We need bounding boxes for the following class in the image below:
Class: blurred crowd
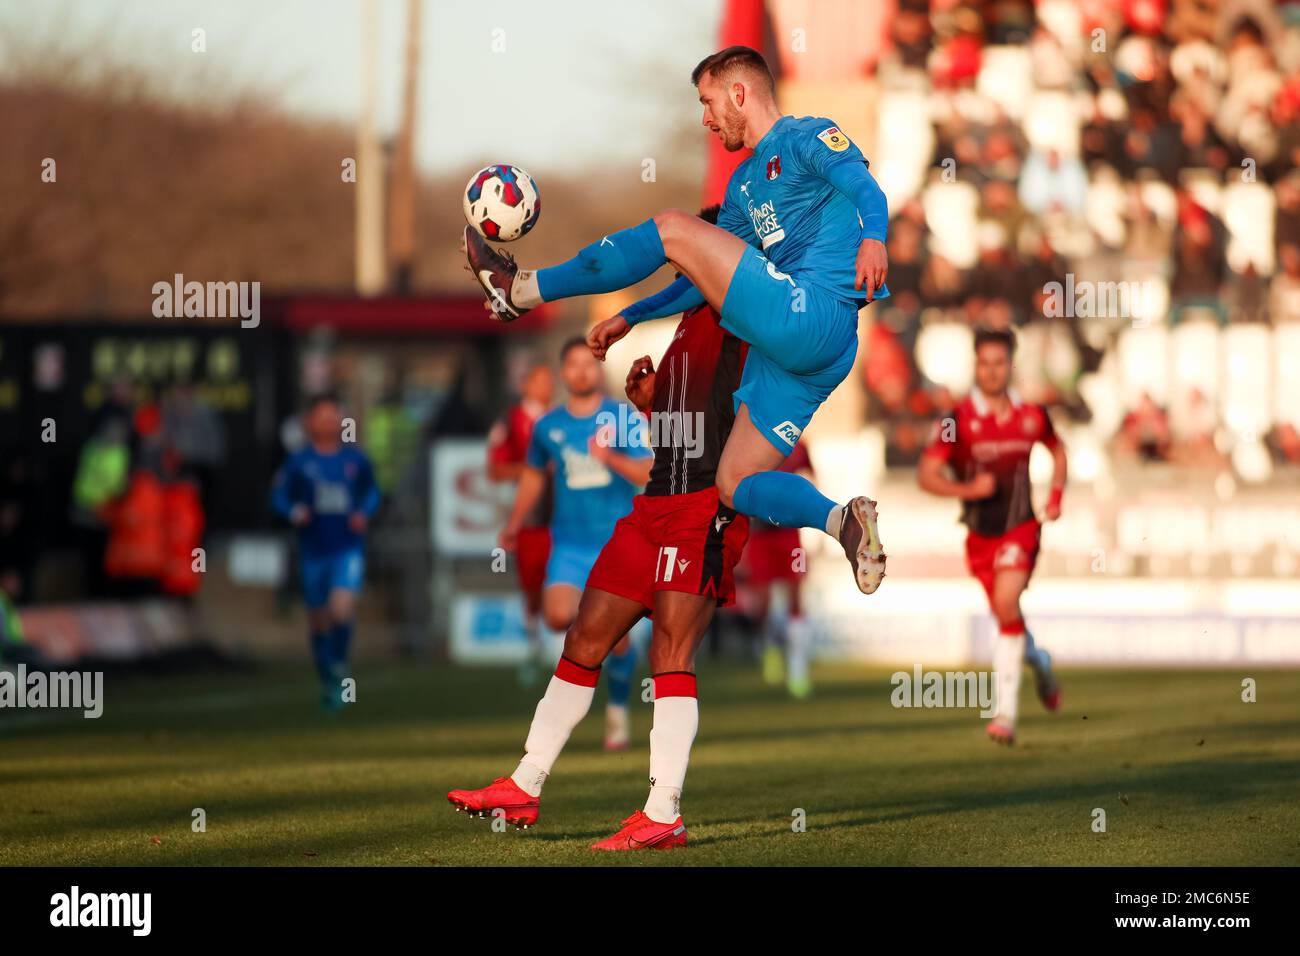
[864,0,1300,473]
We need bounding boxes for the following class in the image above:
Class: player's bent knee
[652,208,693,255]
[545,608,573,633]
[994,603,1022,628]
[561,622,607,669]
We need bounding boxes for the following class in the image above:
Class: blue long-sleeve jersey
[271,444,380,555]
[622,115,889,326]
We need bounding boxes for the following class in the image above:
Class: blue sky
[1,0,722,176]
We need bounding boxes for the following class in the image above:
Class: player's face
[974,343,1012,396]
[560,346,602,399]
[307,401,342,445]
[697,74,746,152]
[522,365,554,406]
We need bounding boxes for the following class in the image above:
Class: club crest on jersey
[766,155,781,180]
[817,126,850,152]
[996,543,1024,568]
[771,420,802,447]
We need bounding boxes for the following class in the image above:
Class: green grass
[2,661,1298,866]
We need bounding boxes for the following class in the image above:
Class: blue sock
[733,471,838,531]
[536,219,665,301]
[329,620,354,674]
[309,630,333,685]
[604,641,637,708]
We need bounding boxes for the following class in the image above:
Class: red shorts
[965,518,1041,604]
[587,488,749,611]
[515,526,551,599]
[739,528,804,585]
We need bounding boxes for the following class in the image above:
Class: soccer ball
[462,164,541,242]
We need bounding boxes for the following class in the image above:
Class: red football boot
[986,718,1015,746]
[446,777,539,829]
[590,811,688,851]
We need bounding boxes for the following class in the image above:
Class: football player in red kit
[918,327,1066,745]
[486,362,554,685]
[448,231,753,849]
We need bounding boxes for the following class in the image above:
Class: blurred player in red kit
[738,441,815,698]
[918,328,1066,745]
[487,362,555,685]
[448,209,756,850]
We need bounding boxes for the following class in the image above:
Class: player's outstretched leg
[447,588,644,828]
[720,406,886,595]
[464,209,749,322]
[465,218,668,322]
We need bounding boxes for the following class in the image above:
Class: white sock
[511,759,548,798]
[992,634,1025,725]
[786,616,810,686]
[512,674,595,794]
[823,503,845,539]
[513,269,543,309]
[644,694,698,823]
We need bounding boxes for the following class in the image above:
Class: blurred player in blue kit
[272,394,380,710]
[499,338,653,749]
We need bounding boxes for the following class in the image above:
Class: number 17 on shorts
[655,545,690,582]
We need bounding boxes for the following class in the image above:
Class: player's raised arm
[792,121,889,299]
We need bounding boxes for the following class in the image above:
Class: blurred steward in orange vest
[103,405,166,593]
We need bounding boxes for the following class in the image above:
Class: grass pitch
[2,660,1297,866]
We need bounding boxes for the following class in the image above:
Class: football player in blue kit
[499,338,654,749]
[272,394,380,710]
[465,45,890,596]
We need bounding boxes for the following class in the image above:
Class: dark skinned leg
[561,586,647,669]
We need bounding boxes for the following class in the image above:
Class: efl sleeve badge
[817,126,850,152]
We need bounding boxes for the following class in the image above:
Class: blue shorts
[300,548,365,609]
[545,541,603,591]
[721,249,859,453]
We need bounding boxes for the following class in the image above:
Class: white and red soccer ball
[462,164,541,242]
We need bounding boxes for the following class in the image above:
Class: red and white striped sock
[644,672,698,824]
[512,656,599,796]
